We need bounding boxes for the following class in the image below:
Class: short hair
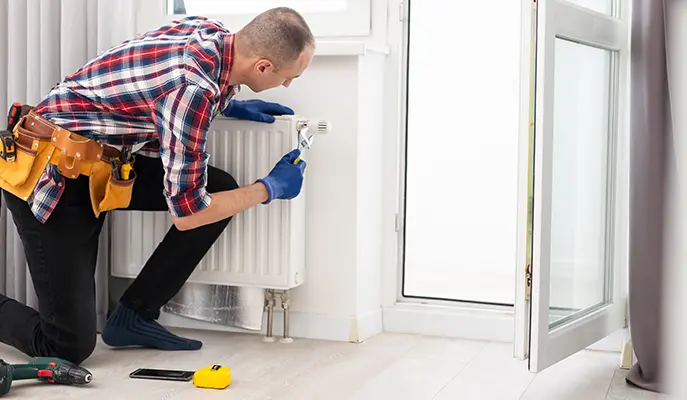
[236,7,315,70]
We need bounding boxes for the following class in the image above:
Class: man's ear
[256,59,272,73]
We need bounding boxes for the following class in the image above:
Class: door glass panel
[402,0,522,304]
[548,38,614,328]
[566,0,613,15]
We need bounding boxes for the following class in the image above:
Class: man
[0,7,315,364]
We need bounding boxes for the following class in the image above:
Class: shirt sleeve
[151,22,227,217]
[152,83,215,217]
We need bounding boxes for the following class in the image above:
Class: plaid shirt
[30,16,239,223]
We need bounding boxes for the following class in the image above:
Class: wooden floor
[0,329,668,400]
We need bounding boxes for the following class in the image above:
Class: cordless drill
[0,357,93,397]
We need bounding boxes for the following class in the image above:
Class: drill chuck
[53,361,93,385]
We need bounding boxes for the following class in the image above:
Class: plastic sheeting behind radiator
[163,283,265,330]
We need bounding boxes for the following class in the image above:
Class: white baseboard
[158,308,383,343]
[382,303,627,353]
[382,303,515,342]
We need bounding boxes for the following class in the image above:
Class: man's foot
[101,302,202,351]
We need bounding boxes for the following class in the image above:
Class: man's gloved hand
[257,149,307,204]
[222,99,295,123]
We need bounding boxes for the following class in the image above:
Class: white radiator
[110,116,320,291]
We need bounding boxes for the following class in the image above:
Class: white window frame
[380,0,518,343]
[380,0,631,355]
[135,0,371,38]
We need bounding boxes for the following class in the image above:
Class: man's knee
[36,331,97,365]
[54,337,96,365]
[207,167,239,193]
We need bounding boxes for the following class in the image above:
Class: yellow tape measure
[193,365,231,390]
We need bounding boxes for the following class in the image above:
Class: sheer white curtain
[0,0,136,330]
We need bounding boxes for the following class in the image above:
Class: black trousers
[0,155,238,364]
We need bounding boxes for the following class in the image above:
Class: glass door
[402,0,522,306]
[514,0,630,372]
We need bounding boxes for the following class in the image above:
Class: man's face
[246,46,315,92]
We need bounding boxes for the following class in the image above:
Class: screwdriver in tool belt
[7,102,21,130]
[119,146,133,180]
[111,159,120,180]
[120,163,132,180]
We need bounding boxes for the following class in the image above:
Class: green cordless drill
[0,357,93,397]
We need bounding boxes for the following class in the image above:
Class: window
[400,0,522,305]
[548,38,614,328]
[170,0,348,15]
[136,0,371,38]
[513,0,630,372]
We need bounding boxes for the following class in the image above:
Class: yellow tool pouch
[0,125,57,201]
[88,159,136,218]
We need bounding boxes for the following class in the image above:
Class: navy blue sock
[101,302,202,351]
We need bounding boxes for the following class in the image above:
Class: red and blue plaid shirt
[30,16,239,223]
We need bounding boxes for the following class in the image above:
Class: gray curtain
[626,0,671,393]
[173,0,187,14]
[0,0,137,332]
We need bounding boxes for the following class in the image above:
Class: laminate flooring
[0,329,670,400]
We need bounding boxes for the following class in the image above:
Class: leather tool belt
[0,104,136,217]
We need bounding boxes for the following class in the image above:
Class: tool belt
[0,104,136,217]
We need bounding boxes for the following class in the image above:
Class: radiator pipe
[263,289,276,342]
[280,290,294,343]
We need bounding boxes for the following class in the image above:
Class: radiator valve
[297,119,331,135]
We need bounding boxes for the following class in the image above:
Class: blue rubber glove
[256,149,307,204]
[222,99,295,123]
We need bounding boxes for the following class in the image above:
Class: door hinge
[395,213,401,232]
[525,262,532,300]
[398,2,405,21]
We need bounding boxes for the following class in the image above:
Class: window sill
[314,40,390,56]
